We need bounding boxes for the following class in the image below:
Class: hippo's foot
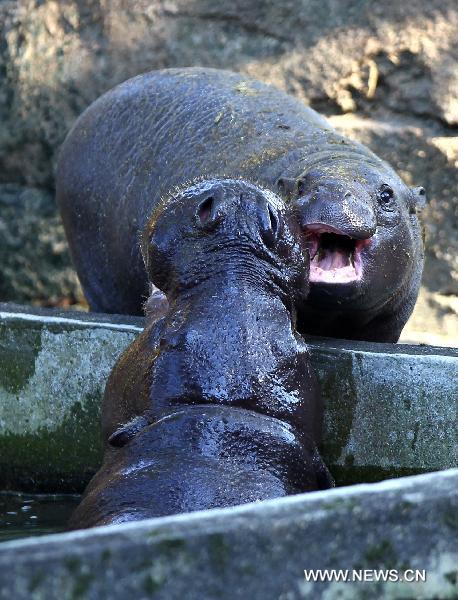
[69,405,333,529]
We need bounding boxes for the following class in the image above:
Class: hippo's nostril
[258,202,281,249]
[268,205,279,236]
[297,179,306,196]
[197,196,215,225]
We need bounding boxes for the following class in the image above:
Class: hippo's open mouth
[303,225,366,284]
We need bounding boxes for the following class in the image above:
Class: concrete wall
[0,469,457,599]
[1,303,456,492]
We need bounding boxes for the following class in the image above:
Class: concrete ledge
[0,303,457,492]
[0,469,457,599]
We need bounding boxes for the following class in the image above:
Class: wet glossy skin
[57,67,426,343]
[68,180,333,529]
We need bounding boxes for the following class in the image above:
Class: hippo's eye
[378,185,395,209]
[297,179,306,196]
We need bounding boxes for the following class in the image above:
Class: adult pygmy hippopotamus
[57,68,427,342]
[68,180,333,528]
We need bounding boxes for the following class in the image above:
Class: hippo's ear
[276,177,298,200]
[409,186,427,213]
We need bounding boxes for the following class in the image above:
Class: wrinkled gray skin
[57,67,426,341]
[68,180,333,529]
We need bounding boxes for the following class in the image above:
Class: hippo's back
[56,68,333,314]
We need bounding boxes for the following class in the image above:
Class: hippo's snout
[145,179,298,295]
[196,183,283,250]
[296,186,377,240]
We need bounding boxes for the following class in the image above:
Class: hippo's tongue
[305,230,363,284]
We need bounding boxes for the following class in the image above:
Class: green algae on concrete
[0,303,457,491]
[0,304,141,491]
[310,340,458,484]
[0,469,456,599]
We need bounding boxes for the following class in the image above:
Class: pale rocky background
[0,0,456,345]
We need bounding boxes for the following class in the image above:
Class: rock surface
[0,185,82,305]
[0,0,456,340]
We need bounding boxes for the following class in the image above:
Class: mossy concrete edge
[0,469,457,599]
[1,303,457,491]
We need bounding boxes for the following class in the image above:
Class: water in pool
[0,492,81,542]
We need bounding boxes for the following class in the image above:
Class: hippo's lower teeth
[307,231,362,284]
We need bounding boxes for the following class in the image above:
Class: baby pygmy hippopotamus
[69,179,333,529]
